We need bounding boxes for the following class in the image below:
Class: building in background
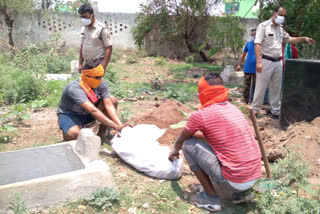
[223,0,258,18]
[54,0,99,12]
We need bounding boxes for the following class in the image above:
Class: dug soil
[130,99,193,145]
[3,99,320,180]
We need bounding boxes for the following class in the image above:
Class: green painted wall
[224,0,258,18]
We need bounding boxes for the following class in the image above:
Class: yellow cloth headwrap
[79,64,104,103]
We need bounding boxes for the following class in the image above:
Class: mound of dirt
[261,118,320,177]
[130,100,193,145]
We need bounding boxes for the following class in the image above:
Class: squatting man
[169,73,261,212]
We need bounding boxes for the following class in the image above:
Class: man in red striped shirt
[169,73,261,212]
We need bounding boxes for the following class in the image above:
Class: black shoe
[266,109,279,119]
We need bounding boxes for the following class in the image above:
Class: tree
[258,0,320,58]
[0,0,36,51]
[201,16,246,62]
[132,0,221,61]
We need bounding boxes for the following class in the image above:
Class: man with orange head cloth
[57,63,126,142]
[169,73,261,212]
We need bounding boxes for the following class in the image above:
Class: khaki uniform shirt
[255,19,290,58]
[80,20,112,61]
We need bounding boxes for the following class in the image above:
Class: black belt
[262,55,281,62]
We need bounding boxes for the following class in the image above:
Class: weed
[8,193,27,214]
[104,65,119,84]
[3,72,44,104]
[137,50,148,58]
[162,83,196,103]
[83,187,120,211]
[119,107,130,123]
[185,55,195,64]
[252,147,320,213]
[126,55,139,64]
[154,56,165,65]
[171,67,187,81]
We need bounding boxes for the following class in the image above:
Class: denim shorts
[58,113,95,135]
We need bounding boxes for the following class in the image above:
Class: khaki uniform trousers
[251,58,282,115]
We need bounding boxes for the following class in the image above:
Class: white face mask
[249,36,255,41]
[275,15,285,24]
[81,15,92,26]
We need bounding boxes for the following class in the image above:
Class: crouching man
[57,64,126,142]
[169,73,261,212]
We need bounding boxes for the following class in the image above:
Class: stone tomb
[280,59,320,127]
[0,129,115,212]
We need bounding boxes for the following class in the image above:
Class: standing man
[78,4,112,74]
[236,29,257,104]
[169,73,261,212]
[252,6,314,119]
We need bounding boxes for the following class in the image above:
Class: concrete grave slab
[0,129,115,212]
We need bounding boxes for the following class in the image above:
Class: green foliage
[13,35,76,75]
[154,56,165,65]
[4,72,43,104]
[185,55,195,64]
[8,193,27,214]
[162,83,196,103]
[252,148,320,213]
[131,0,220,61]
[83,187,120,211]
[126,55,138,64]
[137,50,148,58]
[258,0,320,59]
[104,65,118,84]
[202,16,246,60]
[272,147,309,187]
[119,107,130,123]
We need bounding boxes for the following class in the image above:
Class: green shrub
[83,187,120,211]
[104,66,118,84]
[8,193,27,214]
[154,56,165,65]
[252,148,319,214]
[4,72,43,103]
[185,55,195,63]
[126,55,138,64]
[137,50,148,58]
[163,83,196,103]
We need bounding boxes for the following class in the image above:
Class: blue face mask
[249,36,255,42]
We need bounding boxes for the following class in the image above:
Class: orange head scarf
[197,76,228,109]
[79,64,104,103]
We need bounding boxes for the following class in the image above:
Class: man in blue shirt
[236,29,256,104]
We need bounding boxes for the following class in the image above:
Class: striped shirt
[185,101,261,183]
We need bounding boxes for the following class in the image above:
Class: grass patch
[161,82,197,103]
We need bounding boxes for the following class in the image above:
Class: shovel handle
[248,108,272,179]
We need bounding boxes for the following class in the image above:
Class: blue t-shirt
[243,41,256,74]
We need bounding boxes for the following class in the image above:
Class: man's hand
[78,64,82,73]
[235,65,241,71]
[168,148,180,162]
[256,62,262,73]
[303,37,315,45]
[115,123,132,133]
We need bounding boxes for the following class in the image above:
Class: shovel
[248,107,272,179]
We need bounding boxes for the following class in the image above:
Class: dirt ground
[2,98,320,181]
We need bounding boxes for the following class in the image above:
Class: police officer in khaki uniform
[78,4,112,74]
[251,6,314,119]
